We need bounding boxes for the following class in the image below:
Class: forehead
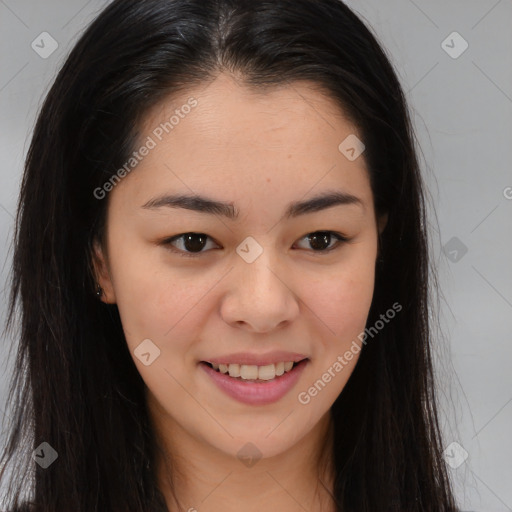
[141,73,360,149]
[114,73,373,214]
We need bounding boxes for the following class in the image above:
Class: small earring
[96,284,103,298]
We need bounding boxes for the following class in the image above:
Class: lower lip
[199,359,309,406]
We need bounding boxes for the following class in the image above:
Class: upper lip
[202,351,309,366]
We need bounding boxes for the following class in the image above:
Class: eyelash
[161,231,350,259]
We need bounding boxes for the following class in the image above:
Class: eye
[162,232,220,258]
[294,231,349,253]
[161,230,349,258]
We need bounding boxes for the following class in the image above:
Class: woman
[0,0,458,510]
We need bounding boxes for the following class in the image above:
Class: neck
[151,408,336,512]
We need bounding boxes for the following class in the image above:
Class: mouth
[199,358,310,405]
[200,359,308,382]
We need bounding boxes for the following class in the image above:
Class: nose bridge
[221,235,299,331]
[236,235,288,297]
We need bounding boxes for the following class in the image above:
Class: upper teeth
[212,361,295,380]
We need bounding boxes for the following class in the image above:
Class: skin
[93,72,387,512]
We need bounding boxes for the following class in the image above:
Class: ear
[91,238,116,304]
[377,212,388,235]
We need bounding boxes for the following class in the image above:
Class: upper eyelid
[165,232,221,247]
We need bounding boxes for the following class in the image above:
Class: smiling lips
[200,358,309,405]
[199,351,309,404]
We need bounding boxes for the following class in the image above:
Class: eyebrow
[141,189,365,221]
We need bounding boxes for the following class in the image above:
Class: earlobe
[376,212,388,264]
[378,212,389,235]
[91,239,116,304]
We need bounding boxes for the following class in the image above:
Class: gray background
[0,1,511,510]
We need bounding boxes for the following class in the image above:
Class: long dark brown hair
[0,0,457,510]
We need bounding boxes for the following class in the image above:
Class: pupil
[184,233,206,252]
[309,232,330,251]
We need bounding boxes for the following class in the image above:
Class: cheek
[105,239,197,352]
[294,261,375,409]
[111,259,205,403]
[303,256,376,351]
[116,274,199,352]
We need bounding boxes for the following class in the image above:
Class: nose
[219,247,300,333]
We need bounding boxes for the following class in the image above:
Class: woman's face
[94,73,386,461]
